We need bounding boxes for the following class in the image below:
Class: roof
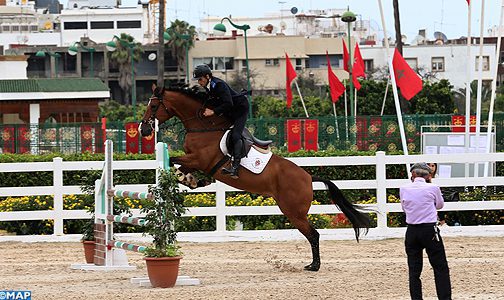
[0,78,109,93]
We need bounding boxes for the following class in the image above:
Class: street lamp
[68,42,96,77]
[35,49,61,78]
[164,30,192,84]
[106,35,138,119]
[341,10,357,118]
[213,17,252,118]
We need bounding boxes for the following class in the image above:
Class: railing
[1,152,503,240]
[3,113,504,154]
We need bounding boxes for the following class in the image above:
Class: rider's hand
[203,108,215,117]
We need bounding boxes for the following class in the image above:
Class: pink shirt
[400,177,444,225]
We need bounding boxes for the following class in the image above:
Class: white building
[360,43,497,89]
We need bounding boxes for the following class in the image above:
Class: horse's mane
[162,84,209,103]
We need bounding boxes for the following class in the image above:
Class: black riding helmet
[193,64,212,79]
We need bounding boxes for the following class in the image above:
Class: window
[265,59,279,66]
[295,58,302,70]
[405,58,418,69]
[363,59,373,72]
[475,56,490,71]
[20,25,29,32]
[241,60,247,70]
[91,21,114,29]
[193,57,234,71]
[64,22,87,30]
[30,25,38,32]
[432,57,445,72]
[117,21,141,29]
[11,25,19,32]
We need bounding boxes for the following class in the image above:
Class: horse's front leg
[170,155,208,189]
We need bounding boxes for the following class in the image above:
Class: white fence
[1,152,504,242]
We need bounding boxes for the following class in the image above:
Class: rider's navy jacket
[207,77,248,120]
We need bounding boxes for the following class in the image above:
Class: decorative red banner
[1,127,15,153]
[452,115,476,132]
[286,119,302,153]
[141,132,155,154]
[125,122,139,154]
[17,125,31,154]
[81,125,93,153]
[304,119,319,151]
[94,124,105,153]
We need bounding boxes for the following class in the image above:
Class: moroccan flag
[466,0,470,5]
[342,40,349,72]
[285,52,297,108]
[353,44,366,78]
[392,48,423,100]
[342,40,362,90]
[326,51,345,102]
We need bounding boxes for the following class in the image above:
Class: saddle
[225,127,273,158]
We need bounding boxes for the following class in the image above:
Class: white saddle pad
[219,131,273,174]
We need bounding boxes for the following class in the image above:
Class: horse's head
[139,84,173,137]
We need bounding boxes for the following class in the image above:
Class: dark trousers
[405,224,452,300]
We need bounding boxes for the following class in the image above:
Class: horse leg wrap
[304,230,321,272]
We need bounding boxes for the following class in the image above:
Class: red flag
[342,40,362,90]
[353,44,366,78]
[466,0,470,5]
[285,52,297,108]
[326,51,345,102]
[392,48,423,100]
[342,40,349,72]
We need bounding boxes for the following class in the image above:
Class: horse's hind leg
[289,216,320,271]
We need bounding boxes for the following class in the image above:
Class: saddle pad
[220,131,273,174]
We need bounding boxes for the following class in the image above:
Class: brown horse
[140,85,371,271]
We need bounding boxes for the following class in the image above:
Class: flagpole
[381,77,390,116]
[474,0,485,178]
[464,0,472,177]
[354,88,358,116]
[294,80,309,118]
[332,103,340,140]
[484,0,504,177]
[377,0,409,174]
[344,80,349,141]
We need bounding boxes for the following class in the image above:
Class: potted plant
[81,212,96,264]
[142,168,186,288]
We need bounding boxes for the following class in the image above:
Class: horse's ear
[151,83,157,93]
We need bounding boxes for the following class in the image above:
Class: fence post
[375,151,388,233]
[215,181,227,232]
[52,157,64,235]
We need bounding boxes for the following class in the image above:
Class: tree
[157,0,165,87]
[108,33,143,104]
[165,20,197,82]
[453,80,492,115]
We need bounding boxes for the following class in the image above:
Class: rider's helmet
[193,64,212,79]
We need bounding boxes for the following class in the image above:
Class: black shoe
[222,159,240,179]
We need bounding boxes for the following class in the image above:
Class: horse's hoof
[303,263,320,272]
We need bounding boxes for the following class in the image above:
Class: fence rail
[1,152,504,240]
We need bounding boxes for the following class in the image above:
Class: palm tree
[108,33,144,104]
[165,19,197,82]
[453,80,492,114]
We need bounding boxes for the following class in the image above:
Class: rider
[193,64,249,179]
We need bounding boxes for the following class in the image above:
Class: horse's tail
[312,176,370,242]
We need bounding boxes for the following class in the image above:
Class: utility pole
[157,0,165,87]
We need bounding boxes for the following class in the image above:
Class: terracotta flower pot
[144,256,182,288]
[83,240,95,264]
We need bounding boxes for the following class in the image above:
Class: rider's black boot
[222,139,243,179]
